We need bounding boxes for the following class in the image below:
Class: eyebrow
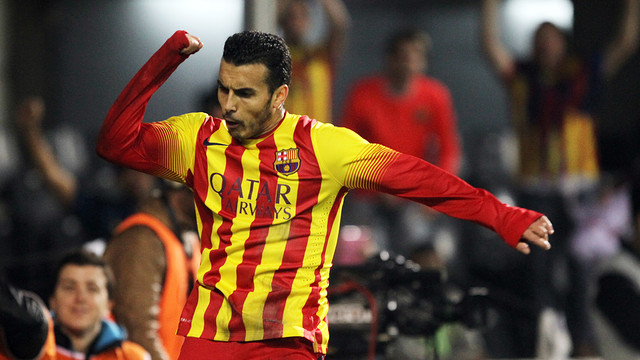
[217,80,256,95]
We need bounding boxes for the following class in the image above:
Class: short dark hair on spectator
[53,249,115,300]
[385,28,431,56]
[223,31,292,93]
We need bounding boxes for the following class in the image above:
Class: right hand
[180,33,203,55]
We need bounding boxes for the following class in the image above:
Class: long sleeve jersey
[96,30,542,354]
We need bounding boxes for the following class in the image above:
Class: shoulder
[416,75,451,92]
[279,113,365,146]
[161,112,214,128]
[290,44,331,63]
[313,121,369,150]
[350,75,383,92]
[105,218,166,268]
[112,214,165,246]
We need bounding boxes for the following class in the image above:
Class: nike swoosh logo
[203,139,229,146]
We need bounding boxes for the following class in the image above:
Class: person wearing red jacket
[340,28,462,256]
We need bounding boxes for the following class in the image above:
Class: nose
[221,92,237,114]
[73,287,89,303]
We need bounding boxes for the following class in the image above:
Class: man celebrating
[96,30,553,360]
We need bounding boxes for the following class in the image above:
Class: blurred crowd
[2,1,640,359]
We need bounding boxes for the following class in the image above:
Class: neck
[264,107,286,134]
[387,73,411,95]
[139,197,171,224]
[64,321,101,354]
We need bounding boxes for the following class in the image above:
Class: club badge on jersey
[274,148,301,176]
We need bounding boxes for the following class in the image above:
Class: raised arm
[16,97,77,208]
[95,31,202,174]
[480,0,515,79]
[320,0,351,64]
[602,0,640,79]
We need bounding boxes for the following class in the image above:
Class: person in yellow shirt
[278,0,350,123]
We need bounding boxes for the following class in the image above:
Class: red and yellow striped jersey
[97,31,543,354]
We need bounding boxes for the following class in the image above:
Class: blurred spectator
[104,181,200,360]
[340,28,462,257]
[199,84,224,119]
[47,249,150,359]
[16,96,158,246]
[480,0,639,357]
[0,273,52,360]
[341,28,460,175]
[591,157,640,359]
[278,0,350,123]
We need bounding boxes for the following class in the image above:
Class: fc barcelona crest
[274,148,301,175]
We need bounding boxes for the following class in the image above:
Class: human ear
[272,84,289,109]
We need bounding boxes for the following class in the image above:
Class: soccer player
[96,30,553,360]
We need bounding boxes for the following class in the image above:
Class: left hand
[180,33,203,55]
[516,215,554,254]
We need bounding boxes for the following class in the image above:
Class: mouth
[224,117,241,129]
[70,307,90,316]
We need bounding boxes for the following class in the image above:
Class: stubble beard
[228,101,273,144]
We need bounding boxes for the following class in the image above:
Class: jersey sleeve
[135,113,205,183]
[96,30,198,183]
[314,124,542,247]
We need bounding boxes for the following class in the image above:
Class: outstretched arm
[602,0,640,79]
[480,0,515,80]
[16,97,77,208]
[322,124,554,253]
[384,152,555,254]
[373,152,553,254]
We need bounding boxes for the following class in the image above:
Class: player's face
[50,264,111,337]
[218,60,285,144]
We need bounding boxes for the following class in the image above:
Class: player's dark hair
[223,31,292,93]
[53,249,115,300]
